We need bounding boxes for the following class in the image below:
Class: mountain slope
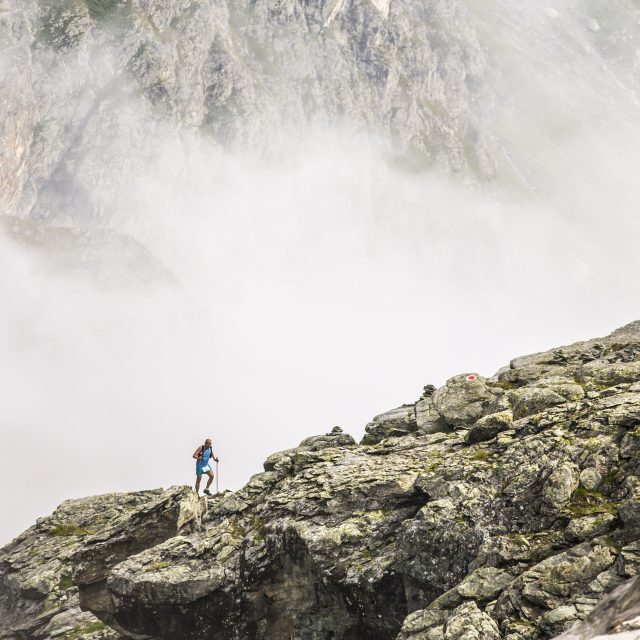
[2,0,639,224]
[4,322,640,639]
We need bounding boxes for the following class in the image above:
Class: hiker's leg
[205,469,214,489]
[195,474,202,493]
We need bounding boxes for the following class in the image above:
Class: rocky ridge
[0,488,201,640]
[5,322,640,639]
[0,215,178,288]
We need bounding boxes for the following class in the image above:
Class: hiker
[193,438,219,496]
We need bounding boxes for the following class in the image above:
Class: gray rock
[298,430,357,451]
[466,410,513,443]
[397,609,448,640]
[540,604,579,635]
[4,0,637,229]
[456,567,514,601]
[433,374,496,429]
[361,404,418,444]
[416,394,448,435]
[544,464,580,509]
[0,215,178,289]
[581,468,604,492]
[0,487,197,640]
[510,386,568,420]
[554,576,640,639]
[444,602,501,640]
[0,0,499,226]
[566,514,617,543]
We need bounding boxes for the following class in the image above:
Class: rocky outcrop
[0,215,178,288]
[0,487,201,640]
[555,576,640,639]
[5,321,640,639]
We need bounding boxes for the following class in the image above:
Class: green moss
[565,485,618,517]
[507,531,553,544]
[49,524,95,537]
[601,535,623,553]
[564,502,618,517]
[61,539,79,547]
[43,595,59,612]
[487,378,518,391]
[423,450,445,473]
[36,0,85,50]
[251,515,266,542]
[510,618,536,628]
[58,575,74,590]
[66,621,107,638]
[360,547,375,561]
[573,486,607,503]
[227,518,246,541]
[602,470,622,487]
[471,449,490,461]
[555,433,573,446]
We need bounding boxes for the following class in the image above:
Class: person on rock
[193,438,218,496]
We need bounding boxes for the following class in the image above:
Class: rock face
[2,0,639,224]
[0,215,178,288]
[5,322,640,639]
[555,575,640,640]
[0,0,493,223]
[0,487,201,640]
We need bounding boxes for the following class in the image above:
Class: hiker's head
[205,438,212,447]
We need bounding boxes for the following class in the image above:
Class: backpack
[197,445,217,463]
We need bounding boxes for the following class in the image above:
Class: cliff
[4,322,640,639]
[3,0,639,224]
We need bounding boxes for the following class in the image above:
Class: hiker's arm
[193,448,202,460]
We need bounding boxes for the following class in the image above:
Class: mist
[1,0,640,544]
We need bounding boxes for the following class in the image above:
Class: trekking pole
[216,459,219,494]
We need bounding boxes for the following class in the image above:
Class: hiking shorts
[196,463,211,477]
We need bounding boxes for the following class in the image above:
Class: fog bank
[1,0,640,543]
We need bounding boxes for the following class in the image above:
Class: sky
[1,0,640,545]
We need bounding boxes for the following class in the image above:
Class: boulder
[466,410,513,443]
[416,390,448,435]
[510,386,568,419]
[0,488,196,640]
[361,404,418,444]
[444,602,501,640]
[544,464,580,509]
[433,374,496,429]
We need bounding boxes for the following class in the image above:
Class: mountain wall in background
[2,0,639,225]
